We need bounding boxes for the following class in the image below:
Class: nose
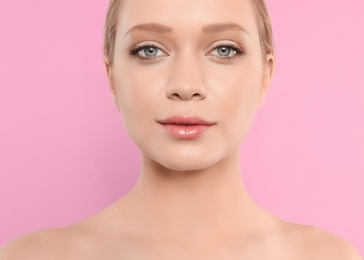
[166,54,207,101]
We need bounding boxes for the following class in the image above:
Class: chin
[135,132,237,172]
[149,148,226,172]
[158,159,213,172]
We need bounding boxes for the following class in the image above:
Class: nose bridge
[166,51,206,101]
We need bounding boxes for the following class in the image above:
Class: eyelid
[129,41,245,62]
[206,41,245,57]
[129,42,169,61]
[209,40,242,50]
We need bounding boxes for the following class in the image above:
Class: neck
[122,149,265,243]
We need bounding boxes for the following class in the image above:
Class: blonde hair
[104,0,274,66]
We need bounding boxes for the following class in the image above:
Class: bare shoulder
[283,223,362,260]
[0,228,67,260]
[0,225,99,260]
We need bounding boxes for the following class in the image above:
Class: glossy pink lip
[157,116,216,139]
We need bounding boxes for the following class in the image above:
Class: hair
[103,0,274,66]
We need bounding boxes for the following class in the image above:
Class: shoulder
[0,228,67,260]
[0,225,99,260]
[283,223,362,260]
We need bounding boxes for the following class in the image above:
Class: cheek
[208,61,262,116]
[206,60,263,142]
[114,63,149,114]
[113,65,164,142]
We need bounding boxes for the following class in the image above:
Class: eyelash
[129,43,245,62]
[211,44,245,60]
[129,43,161,61]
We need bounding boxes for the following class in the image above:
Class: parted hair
[103,0,274,66]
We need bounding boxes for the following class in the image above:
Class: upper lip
[157,116,216,125]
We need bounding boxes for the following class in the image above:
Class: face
[106,0,274,171]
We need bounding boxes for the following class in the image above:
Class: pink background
[0,0,363,254]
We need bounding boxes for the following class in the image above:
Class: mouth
[156,116,216,139]
[157,116,216,126]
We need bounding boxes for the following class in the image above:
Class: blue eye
[129,44,165,60]
[217,46,233,56]
[129,43,245,62]
[142,46,159,57]
[210,45,244,60]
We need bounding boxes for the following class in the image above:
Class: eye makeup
[129,41,246,62]
[208,43,245,61]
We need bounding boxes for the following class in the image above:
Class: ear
[104,57,120,111]
[258,53,275,107]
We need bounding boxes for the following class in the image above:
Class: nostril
[166,84,206,101]
[192,93,205,100]
[170,93,182,99]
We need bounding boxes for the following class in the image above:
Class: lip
[157,116,216,139]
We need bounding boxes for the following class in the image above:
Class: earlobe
[258,53,275,107]
[104,57,120,111]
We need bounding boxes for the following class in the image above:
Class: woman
[0,0,361,258]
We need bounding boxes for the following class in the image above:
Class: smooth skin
[1,0,362,259]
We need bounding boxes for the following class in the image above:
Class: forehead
[117,0,259,38]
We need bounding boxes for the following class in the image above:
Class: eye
[208,44,245,60]
[217,46,233,56]
[129,44,166,60]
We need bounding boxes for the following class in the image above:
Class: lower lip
[159,124,212,139]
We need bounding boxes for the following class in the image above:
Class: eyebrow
[125,23,172,36]
[202,23,249,35]
[124,22,250,37]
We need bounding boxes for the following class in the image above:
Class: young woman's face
[107,0,274,171]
